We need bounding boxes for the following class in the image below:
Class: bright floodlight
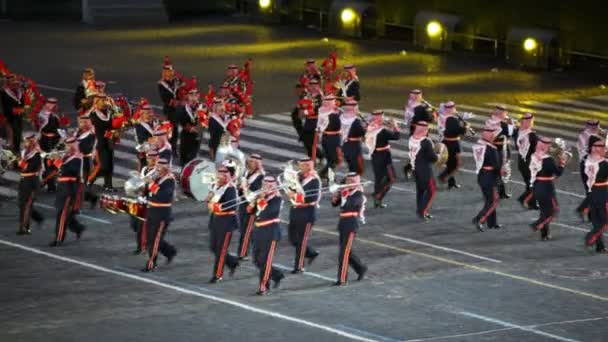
[523,38,538,52]
[341,8,356,24]
[426,21,443,38]
[259,0,271,9]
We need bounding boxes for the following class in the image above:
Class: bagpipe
[321,51,339,95]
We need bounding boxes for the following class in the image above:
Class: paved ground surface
[1,17,608,342]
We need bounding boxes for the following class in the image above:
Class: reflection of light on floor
[367,70,538,88]
[73,25,272,40]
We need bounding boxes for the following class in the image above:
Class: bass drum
[180,158,216,201]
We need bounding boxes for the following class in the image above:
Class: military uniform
[238,168,264,259]
[39,110,61,192]
[366,124,400,206]
[288,171,320,273]
[301,92,324,160]
[0,83,25,153]
[249,193,284,295]
[584,157,608,252]
[134,118,155,170]
[17,145,44,234]
[208,182,240,282]
[208,113,226,162]
[88,107,120,190]
[438,115,467,189]
[76,126,98,207]
[176,103,203,166]
[529,150,564,240]
[492,120,515,199]
[576,126,600,220]
[143,171,177,271]
[50,151,85,246]
[409,133,438,219]
[472,138,502,231]
[331,187,367,285]
[158,77,180,152]
[319,108,342,178]
[341,116,366,175]
[514,126,538,208]
[131,165,156,254]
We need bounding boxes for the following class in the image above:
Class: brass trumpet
[550,138,573,164]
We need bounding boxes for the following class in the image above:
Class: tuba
[277,160,305,203]
[550,138,573,165]
[215,132,246,178]
[434,142,449,167]
[0,145,17,175]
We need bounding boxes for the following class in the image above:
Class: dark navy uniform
[144,174,177,271]
[331,189,367,285]
[89,109,115,189]
[158,79,180,152]
[514,128,538,208]
[584,159,608,251]
[238,170,264,259]
[342,118,366,175]
[0,86,24,153]
[409,136,438,219]
[18,148,44,234]
[439,115,467,188]
[51,154,84,245]
[576,135,602,220]
[131,166,155,254]
[320,110,342,177]
[39,111,61,192]
[409,105,434,135]
[76,129,98,206]
[134,120,155,170]
[370,128,400,204]
[176,104,203,166]
[249,195,284,294]
[288,173,321,272]
[472,140,502,230]
[301,93,324,160]
[157,142,173,166]
[341,78,360,102]
[529,154,564,240]
[208,183,240,282]
[207,114,226,161]
[493,121,514,198]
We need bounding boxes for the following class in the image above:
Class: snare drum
[126,198,146,220]
[180,158,215,201]
[114,196,128,213]
[100,194,117,214]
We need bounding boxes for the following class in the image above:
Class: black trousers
[8,115,22,154]
[91,139,114,188]
[372,152,395,201]
[145,212,176,270]
[576,160,590,216]
[288,219,317,271]
[439,140,461,186]
[337,230,365,283]
[343,143,364,175]
[585,194,607,250]
[238,209,255,258]
[532,184,559,238]
[253,238,283,292]
[474,175,499,227]
[54,188,84,243]
[130,216,146,251]
[301,130,324,160]
[42,157,58,191]
[18,177,43,232]
[166,110,179,155]
[496,147,509,196]
[320,135,341,178]
[82,156,98,203]
[517,156,536,207]
[415,175,436,217]
[291,107,303,140]
[209,228,239,279]
[179,131,200,166]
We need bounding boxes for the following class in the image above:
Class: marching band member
[528,137,566,240]
[207,166,240,283]
[176,88,204,166]
[486,105,516,199]
[73,67,96,111]
[131,150,159,255]
[340,100,366,175]
[152,129,172,165]
[238,154,265,260]
[39,98,62,192]
[1,74,25,153]
[248,176,285,295]
[583,138,608,253]
[17,132,44,235]
[318,95,342,180]
[157,61,180,153]
[50,137,85,247]
[403,89,423,127]
[134,104,156,170]
[331,172,367,286]
[88,94,126,192]
[76,115,98,209]
[299,59,322,86]
[403,90,434,179]
[409,122,438,221]
[301,79,324,161]
[472,127,503,232]
[286,158,320,274]
[208,98,227,161]
[514,113,539,209]
[576,120,602,221]
[142,158,177,272]
[366,110,400,208]
[438,101,467,190]
[291,83,306,140]
[337,64,360,101]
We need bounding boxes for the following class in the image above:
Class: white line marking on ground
[0,239,378,342]
[273,263,335,282]
[383,234,502,263]
[457,311,580,342]
[33,203,113,225]
[334,324,401,342]
[553,222,589,233]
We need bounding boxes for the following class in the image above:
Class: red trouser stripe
[299,223,312,270]
[140,220,147,250]
[340,232,355,283]
[57,197,71,242]
[260,240,277,292]
[22,194,34,230]
[216,232,232,278]
[240,215,256,257]
[147,221,166,270]
[424,178,436,216]
[480,187,498,224]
